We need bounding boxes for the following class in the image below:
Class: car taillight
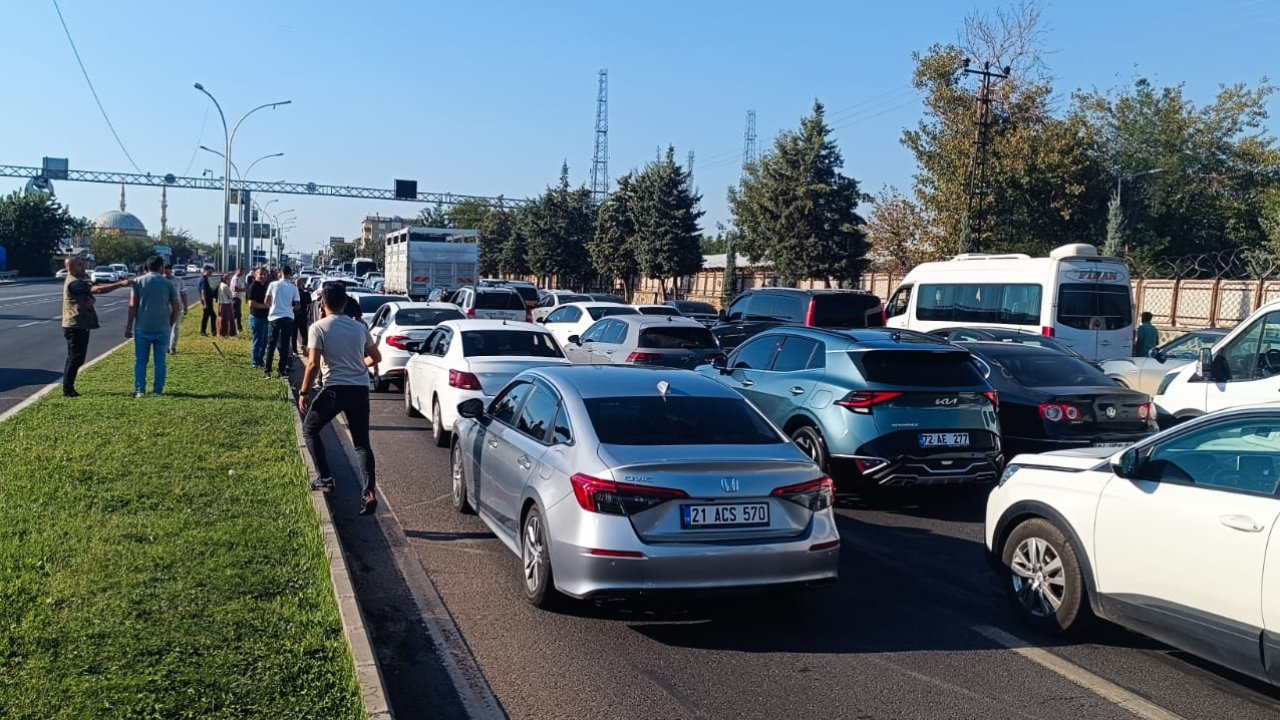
[625,351,662,364]
[982,390,999,408]
[771,476,834,511]
[1039,402,1082,423]
[836,390,903,413]
[570,473,688,515]
[1041,326,1055,338]
[385,335,411,350]
[467,308,476,319]
[805,299,817,327]
[525,309,533,323]
[448,369,482,390]
[1137,402,1153,420]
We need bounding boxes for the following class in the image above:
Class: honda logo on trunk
[935,397,958,406]
[720,477,740,492]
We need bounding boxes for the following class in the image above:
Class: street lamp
[192,82,290,271]
[199,144,284,266]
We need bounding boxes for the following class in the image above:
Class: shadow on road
[0,368,61,392]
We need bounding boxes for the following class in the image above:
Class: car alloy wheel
[1010,537,1065,618]
[789,425,829,472]
[404,378,423,418]
[431,400,449,448]
[520,507,559,609]
[450,442,474,514]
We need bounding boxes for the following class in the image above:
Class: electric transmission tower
[590,69,609,203]
[742,109,758,176]
[687,148,694,187]
[961,59,1010,252]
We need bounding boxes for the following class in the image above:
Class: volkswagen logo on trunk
[1105,406,1118,419]
[720,477,740,493]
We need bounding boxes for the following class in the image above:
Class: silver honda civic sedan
[449,364,841,608]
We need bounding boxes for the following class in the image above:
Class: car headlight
[998,463,1021,487]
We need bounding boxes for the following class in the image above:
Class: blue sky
[3,0,1277,258]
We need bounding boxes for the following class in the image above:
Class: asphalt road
[0,279,133,413]
[349,387,1280,720]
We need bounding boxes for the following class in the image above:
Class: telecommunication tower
[687,148,694,186]
[590,69,609,203]
[742,109,758,175]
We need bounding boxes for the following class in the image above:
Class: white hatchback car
[538,302,639,348]
[987,405,1280,686]
[366,302,465,391]
[403,320,570,447]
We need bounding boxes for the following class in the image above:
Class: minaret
[119,183,126,212]
[160,185,168,242]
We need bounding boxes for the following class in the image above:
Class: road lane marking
[16,321,44,328]
[972,625,1187,720]
[0,292,61,303]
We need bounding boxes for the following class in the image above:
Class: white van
[1156,300,1280,421]
[884,243,1134,361]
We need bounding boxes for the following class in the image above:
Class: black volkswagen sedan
[958,341,1158,457]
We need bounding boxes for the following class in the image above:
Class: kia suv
[711,288,884,350]
[698,327,1002,490]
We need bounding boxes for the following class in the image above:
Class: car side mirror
[711,354,728,373]
[536,317,546,324]
[1112,448,1140,479]
[567,335,581,346]
[1196,347,1213,379]
[1149,348,1165,362]
[457,398,485,419]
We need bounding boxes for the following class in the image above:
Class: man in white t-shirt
[300,283,382,515]
[263,265,302,379]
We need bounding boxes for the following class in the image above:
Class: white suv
[1157,300,1280,422]
[450,286,528,321]
[986,405,1280,685]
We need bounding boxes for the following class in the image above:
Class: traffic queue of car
[354,248,1280,688]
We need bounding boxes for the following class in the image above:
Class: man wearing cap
[299,283,382,515]
[60,256,132,397]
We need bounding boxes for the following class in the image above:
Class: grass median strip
[0,318,364,719]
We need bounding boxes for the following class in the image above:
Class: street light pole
[193,83,230,271]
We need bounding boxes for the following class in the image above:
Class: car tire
[431,399,450,448]
[404,377,423,418]
[450,441,475,514]
[372,375,390,393]
[790,425,830,474]
[520,505,561,610]
[1000,518,1093,635]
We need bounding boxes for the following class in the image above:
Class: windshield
[986,351,1113,387]
[584,397,781,445]
[586,306,640,320]
[359,295,409,313]
[674,301,717,314]
[476,291,526,310]
[394,308,464,326]
[638,326,719,349]
[460,330,563,358]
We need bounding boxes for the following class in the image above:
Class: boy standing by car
[1135,311,1159,357]
[299,284,382,516]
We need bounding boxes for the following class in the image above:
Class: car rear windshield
[853,350,986,387]
[1056,283,1132,331]
[460,330,563,358]
[586,306,640,320]
[591,294,627,304]
[638,326,719,349]
[674,301,717,314]
[810,294,883,328]
[556,293,591,304]
[509,286,539,305]
[584,397,780,445]
[639,306,682,316]
[984,351,1112,387]
[394,308,464,326]
[359,295,409,314]
[476,291,526,310]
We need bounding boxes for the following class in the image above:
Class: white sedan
[538,301,639,348]
[531,290,592,323]
[366,302,464,391]
[90,267,118,283]
[403,320,570,447]
[987,405,1280,686]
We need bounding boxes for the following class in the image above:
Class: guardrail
[0,271,18,282]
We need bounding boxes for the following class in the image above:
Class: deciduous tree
[0,191,74,275]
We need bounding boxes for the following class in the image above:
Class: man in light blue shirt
[126,255,182,397]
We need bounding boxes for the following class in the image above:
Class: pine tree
[728,100,869,286]
[477,208,508,277]
[1103,191,1125,257]
[630,147,704,298]
[524,163,596,288]
[588,173,639,296]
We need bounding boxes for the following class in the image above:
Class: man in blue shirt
[1135,311,1160,357]
[126,255,182,398]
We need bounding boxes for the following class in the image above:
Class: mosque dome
[92,210,148,237]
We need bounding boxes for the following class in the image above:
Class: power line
[49,0,143,173]
[180,103,211,176]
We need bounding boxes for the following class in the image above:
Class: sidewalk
[0,317,364,719]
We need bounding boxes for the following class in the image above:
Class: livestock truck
[382,226,479,299]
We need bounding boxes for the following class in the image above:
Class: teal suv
[698,327,1003,490]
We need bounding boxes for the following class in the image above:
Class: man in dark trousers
[246,267,270,368]
[60,257,132,397]
[198,265,217,335]
[299,284,382,515]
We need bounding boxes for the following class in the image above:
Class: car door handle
[486,438,498,449]
[740,379,754,387]
[789,386,805,395]
[604,350,613,355]
[1220,514,1265,532]
[517,455,532,470]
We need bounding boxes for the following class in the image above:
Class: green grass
[0,316,364,719]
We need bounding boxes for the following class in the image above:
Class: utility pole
[961,59,1009,253]
[742,109,758,172]
[590,69,609,203]
[687,148,694,187]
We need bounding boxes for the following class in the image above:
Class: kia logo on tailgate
[934,397,958,406]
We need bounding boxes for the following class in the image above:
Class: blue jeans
[249,315,268,367]
[134,331,168,394]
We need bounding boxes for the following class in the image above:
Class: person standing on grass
[264,266,301,379]
[217,273,236,337]
[60,257,132,398]
[299,283,381,516]
[126,255,182,398]
[1135,311,1159,358]
[293,276,312,354]
[164,263,190,354]
[230,267,246,333]
[247,267,271,369]
[198,265,217,336]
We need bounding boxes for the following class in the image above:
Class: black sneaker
[63,389,80,398]
[360,492,378,516]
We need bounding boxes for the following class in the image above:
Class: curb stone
[292,411,395,720]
